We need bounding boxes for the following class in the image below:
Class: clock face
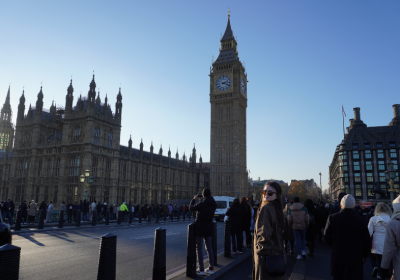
[241,78,246,95]
[216,75,231,91]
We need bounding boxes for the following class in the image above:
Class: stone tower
[0,86,14,151]
[209,12,248,198]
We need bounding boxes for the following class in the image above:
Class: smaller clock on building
[216,75,231,91]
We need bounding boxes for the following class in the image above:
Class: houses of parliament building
[0,14,249,206]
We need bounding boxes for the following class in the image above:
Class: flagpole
[342,108,345,138]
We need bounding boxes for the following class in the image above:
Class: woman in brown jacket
[253,181,286,280]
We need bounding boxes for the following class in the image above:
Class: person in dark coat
[226,198,244,253]
[189,188,217,275]
[324,194,370,280]
[82,199,89,221]
[19,200,28,224]
[316,201,329,243]
[67,201,73,223]
[283,203,295,254]
[96,202,103,221]
[240,197,252,248]
[329,192,346,216]
[39,201,47,222]
[304,199,318,257]
[72,201,80,223]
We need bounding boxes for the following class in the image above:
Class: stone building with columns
[329,106,400,201]
[0,76,210,207]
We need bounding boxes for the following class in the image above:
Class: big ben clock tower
[210,10,248,198]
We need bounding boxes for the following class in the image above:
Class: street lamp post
[385,162,397,205]
[80,169,94,201]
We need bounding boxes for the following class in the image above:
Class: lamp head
[85,170,90,177]
[80,175,85,183]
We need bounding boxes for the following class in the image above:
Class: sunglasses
[262,191,276,196]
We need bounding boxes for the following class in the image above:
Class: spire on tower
[221,8,234,42]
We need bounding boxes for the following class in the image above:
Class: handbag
[265,220,286,277]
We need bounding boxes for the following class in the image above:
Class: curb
[207,250,252,280]
[289,258,307,280]
[11,220,192,234]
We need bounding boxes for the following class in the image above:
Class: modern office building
[329,106,400,201]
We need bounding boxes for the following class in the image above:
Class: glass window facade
[355,185,362,197]
[378,150,384,158]
[353,151,359,159]
[379,161,386,170]
[365,150,372,159]
[390,149,397,158]
[379,173,386,182]
[366,161,373,170]
[367,173,373,182]
[354,173,361,182]
[353,162,360,170]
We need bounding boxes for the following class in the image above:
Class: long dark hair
[262,181,284,229]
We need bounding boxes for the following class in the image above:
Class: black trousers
[243,229,252,245]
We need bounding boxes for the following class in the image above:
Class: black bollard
[139,210,142,223]
[105,210,109,225]
[97,233,117,280]
[58,210,64,229]
[76,210,81,227]
[14,210,22,231]
[92,211,97,226]
[117,211,121,225]
[129,211,132,224]
[156,210,159,223]
[170,213,173,222]
[147,212,151,222]
[186,223,197,278]
[152,227,166,280]
[224,220,231,257]
[0,223,12,246]
[163,211,166,221]
[212,221,218,265]
[0,244,21,280]
[177,212,180,221]
[38,209,45,229]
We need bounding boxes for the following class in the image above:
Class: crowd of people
[250,183,399,280]
[0,198,197,225]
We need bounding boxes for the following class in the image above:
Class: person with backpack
[288,197,309,259]
[304,199,318,257]
[369,202,393,280]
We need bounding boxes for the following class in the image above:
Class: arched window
[94,127,100,145]
[107,130,113,148]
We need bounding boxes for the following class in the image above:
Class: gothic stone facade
[209,15,248,197]
[0,76,210,207]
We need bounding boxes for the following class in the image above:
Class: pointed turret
[115,87,122,120]
[88,74,96,103]
[168,146,171,158]
[35,86,44,115]
[17,89,25,122]
[128,135,132,148]
[221,11,234,42]
[159,145,163,155]
[150,142,154,154]
[96,91,101,105]
[66,79,74,112]
[1,86,12,122]
[176,149,179,160]
[213,10,239,66]
[104,94,108,110]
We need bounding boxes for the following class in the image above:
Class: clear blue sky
[1,1,399,192]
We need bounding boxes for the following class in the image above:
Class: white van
[213,196,235,221]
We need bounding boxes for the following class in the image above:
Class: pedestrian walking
[304,199,318,257]
[316,201,329,243]
[119,202,129,222]
[39,201,47,222]
[329,192,346,216]
[28,200,37,224]
[381,196,400,280]
[283,203,295,254]
[324,194,370,280]
[189,188,217,275]
[72,201,80,223]
[59,201,66,223]
[19,200,28,224]
[110,204,114,220]
[368,202,392,280]
[67,201,73,223]
[47,201,54,223]
[82,199,89,221]
[226,198,244,254]
[288,197,309,259]
[241,197,252,248]
[2,198,13,225]
[252,181,285,280]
